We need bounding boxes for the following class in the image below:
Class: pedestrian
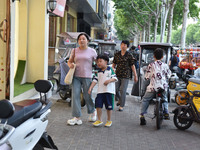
[140,48,171,125]
[88,54,117,127]
[129,45,139,70]
[169,51,180,71]
[67,33,97,126]
[112,40,138,111]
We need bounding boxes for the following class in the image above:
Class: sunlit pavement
[46,80,200,150]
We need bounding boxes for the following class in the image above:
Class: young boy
[140,48,171,125]
[88,54,117,127]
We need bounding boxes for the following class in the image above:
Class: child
[88,54,117,127]
[140,48,171,125]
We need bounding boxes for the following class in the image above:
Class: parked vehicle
[0,80,57,150]
[173,78,200,130]
[131,42,172,102]
[89,40,116,63]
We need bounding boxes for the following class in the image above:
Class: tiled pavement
[46,80,200,150]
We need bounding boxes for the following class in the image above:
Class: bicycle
[154,89,165,129]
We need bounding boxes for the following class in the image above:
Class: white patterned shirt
[93,66,118,94]
[145,60,171,92]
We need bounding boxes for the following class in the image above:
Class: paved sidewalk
[46,81,200,150]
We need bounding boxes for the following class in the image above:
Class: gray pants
[115,78,129,107]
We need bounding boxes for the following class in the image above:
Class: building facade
[0,0,114,101]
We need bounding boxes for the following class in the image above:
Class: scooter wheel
[68,92,85,107]
[33,143,44,150]
[173,108,193,130]
[80,92,86,107]
[175,91,189,106]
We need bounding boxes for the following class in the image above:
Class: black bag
[131,80,139,96]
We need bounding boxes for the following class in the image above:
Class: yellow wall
[0,0,6,99]
[68,7,77,32]
[26,0,47,82]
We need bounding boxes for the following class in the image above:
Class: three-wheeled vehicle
[131,42,173,101]
[89,40,116,64]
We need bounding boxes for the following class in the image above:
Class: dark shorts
[95,93,114,110]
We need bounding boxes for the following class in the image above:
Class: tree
[180,0,189,48]
[186,22,200,45]
[167,0,177,43]
[112,0,200,44]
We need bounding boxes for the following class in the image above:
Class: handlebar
[0,124,15,146]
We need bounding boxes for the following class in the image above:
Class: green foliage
[171,28,181,45]
[186,20,200,45]
[113,0,200,42]
[171,20,200,46]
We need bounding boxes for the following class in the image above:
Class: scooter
[0,80,58,150]
[52,58,72,102]
[52,58,85,107]
[173,78,200,130]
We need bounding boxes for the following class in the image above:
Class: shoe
[105,121,112,127]
[67,117,82,125]
[164,113,170,120]
[118,107,123,111]
[116,103,120,106]
[140,115,146,125]
[88,110,96,122]
[93,120,103,127]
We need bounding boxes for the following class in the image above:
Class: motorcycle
[173,71,195,105]
[173,78,200,130]
[0,80,58,150]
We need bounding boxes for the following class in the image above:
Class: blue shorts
[95,93,114,110]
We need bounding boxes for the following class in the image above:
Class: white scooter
[0,80,58,150]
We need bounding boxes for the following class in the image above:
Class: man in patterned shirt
[140,48,171,125]
[112,40,138,111]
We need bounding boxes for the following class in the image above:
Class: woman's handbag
[64,64,76,85]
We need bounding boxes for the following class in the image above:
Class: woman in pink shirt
[67,33,97,125]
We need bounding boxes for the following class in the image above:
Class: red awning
[52,0,66,17]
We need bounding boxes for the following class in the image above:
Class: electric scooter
[0,80,58,150]
[173,78,200,130]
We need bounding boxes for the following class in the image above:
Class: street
[46,80,200,150]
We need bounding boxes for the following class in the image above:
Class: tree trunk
[181,0,189,48]
[153,16,159,42]
[167,0,177,43]
[142,26,146,42]
[160,0,169,43]
[147,15,152,42]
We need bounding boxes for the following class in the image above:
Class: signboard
[52,0,66,17]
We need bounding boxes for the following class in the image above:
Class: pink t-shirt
[71,47,97,78]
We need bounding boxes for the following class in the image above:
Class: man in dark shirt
[112,40,138,111]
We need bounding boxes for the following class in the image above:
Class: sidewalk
[46,81,200,150]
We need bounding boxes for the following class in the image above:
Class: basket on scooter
[191,90,200,97]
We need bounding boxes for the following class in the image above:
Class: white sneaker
[88,110,96,122]
[67,117,82,125]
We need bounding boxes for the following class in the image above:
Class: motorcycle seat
[189,78,200,84]
[2,99,42,128]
